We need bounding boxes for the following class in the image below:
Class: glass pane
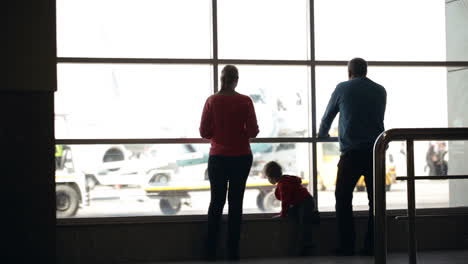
[390,140,468,209]
[56,143,310,218]
[218,0,309,60]
[317,142,407,211]
[56,0,212,58]
[413,140,448,208]
[55,64,212,138]
[316,66,468,210]
[446,67,468,206]
[446,0,468,61]
[316,66,448,132]
[447,67,468,128]
[385,140,449,210]
[314,0,447,61]
[247,143,311,214]
[447,140,468,207]
[219,65,311,137]
[316,139,468,212]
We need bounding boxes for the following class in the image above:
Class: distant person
[318,58,386,256]
[199,65,259,261]
[263,161,320,257]
[296,92,302,106]
[425,143,437,176]
[435,142,448,176]
[276,98,287,111]
[55,145,64,169]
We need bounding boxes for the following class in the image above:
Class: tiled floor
[159,250,468,264]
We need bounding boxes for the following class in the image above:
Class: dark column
[5,1,56,263]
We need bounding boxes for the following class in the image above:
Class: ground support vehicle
[86,161,175,189]
[317,142,398,192]
[355,165,397,192]
[318,164,396,192]
[144,178,309,215]
[69,144,175,190]
[56,171,90,217]
[55,146,90,217]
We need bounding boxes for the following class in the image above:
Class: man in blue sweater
[318,58,386,256]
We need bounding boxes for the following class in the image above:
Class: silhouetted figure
[263,161,320,257]
[276,98,287,111]
[425,143,437,177]
[435,142,448,176]
[199,65,259,261]
[296,92,302,106]
[318,58,386,256]
[55,145,64,170]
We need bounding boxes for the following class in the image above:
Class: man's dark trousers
[335,147,374,254]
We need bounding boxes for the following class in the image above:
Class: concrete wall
[56,211,468,264]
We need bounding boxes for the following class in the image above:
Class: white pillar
[446,1,468,207]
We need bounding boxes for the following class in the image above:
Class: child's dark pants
[288,195,320,256]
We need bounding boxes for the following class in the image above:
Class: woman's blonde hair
[221,65,239,85]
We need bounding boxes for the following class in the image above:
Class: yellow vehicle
[317,142,397,192]
[356,164,396,192]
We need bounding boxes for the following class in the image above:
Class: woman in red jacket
[199,65,259,261]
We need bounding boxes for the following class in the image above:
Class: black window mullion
[309,0,319,207]
[56,58,468,68]
[212,0,219,93]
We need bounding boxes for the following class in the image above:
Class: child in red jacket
[263,161,320,256]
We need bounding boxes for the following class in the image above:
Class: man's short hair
[221,65,239,84]
[348,58,367,77]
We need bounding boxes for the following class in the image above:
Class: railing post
[406,139,417,263]
[372,128,468,264]
[374,135,387,264]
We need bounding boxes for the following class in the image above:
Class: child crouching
[263,161,320,257]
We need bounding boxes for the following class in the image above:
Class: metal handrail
[373,128,468,264]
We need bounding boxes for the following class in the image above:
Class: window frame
[56,0,468,222]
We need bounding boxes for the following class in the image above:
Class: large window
[217,0,310,60]
[55,0,468,218]
[219,65,311,137]
[56,64,211,138]
[316,66,449,130]
[314,0,447,61]
[57,0,212,58]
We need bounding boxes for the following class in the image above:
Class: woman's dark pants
[205,154,252,261]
